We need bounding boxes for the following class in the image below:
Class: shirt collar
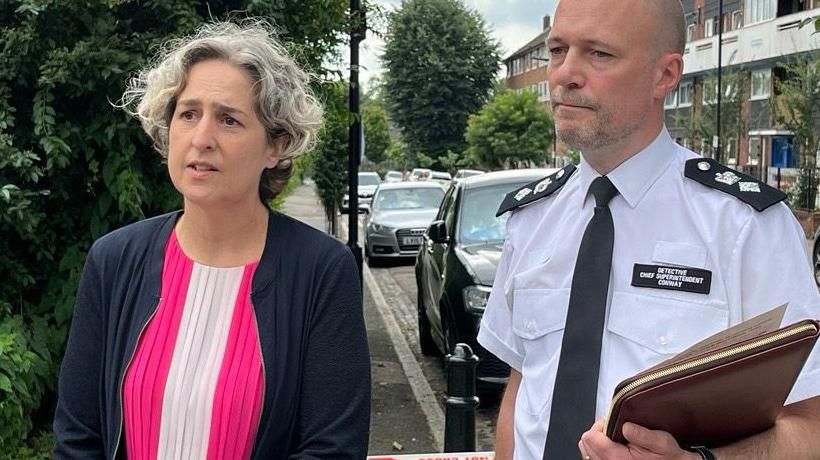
[575,127,676,209]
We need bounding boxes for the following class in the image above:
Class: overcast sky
[353,0,559,89]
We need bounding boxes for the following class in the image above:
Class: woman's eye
[179,110,196,120]
[223,116,240,126]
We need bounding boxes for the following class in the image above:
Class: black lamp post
[348,0,366,281]
[715,0,724,163]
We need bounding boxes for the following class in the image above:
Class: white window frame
[703,79,718,105]
[750,68,771,100]
[731,10,743,30]
[664,88,678,108]
[538,81,550,102]
[687,24,696,42]
[678,81,693,107]
[745,0,774,26]
[704,18,715,37]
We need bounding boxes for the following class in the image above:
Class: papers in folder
[604,304,820,447]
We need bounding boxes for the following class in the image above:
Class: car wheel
[814,240,820,287]
[366,245,381,268]
[442,312,457,356]
[417,291,439,356]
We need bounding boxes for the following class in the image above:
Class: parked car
[384,170,403,183]
[342,171,382,213]
[415,168,557,387]
[429,171,453,187]
[454,169,486,180]
[364,182,446,264]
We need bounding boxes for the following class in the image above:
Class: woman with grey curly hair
[54,20,370,460]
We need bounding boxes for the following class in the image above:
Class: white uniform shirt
[477,128,820,460]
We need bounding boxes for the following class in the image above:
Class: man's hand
[578,421,699,460]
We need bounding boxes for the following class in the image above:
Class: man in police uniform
[477,0,820,459]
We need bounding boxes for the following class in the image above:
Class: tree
[382,0,500,166]
[465,90,554,169]
[385,138,411,169]
[362,104,390,163]
[0,1,353,455]
[774,52,820,168]
[773,51,820,209]
[673,70,748,163]
[312,82,350,235]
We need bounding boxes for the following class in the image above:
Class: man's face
[547,0,659,153]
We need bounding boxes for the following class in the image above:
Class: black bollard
[444,343,480,452]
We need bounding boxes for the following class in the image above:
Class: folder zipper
[604,322,819,430]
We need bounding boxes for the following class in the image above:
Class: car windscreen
[373,188,444,210]
[358,174,381,185]
[458,182,528,245]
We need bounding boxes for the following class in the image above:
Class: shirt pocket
[512,288,569,416]
[653,241,707,269]
[607,291,728,357]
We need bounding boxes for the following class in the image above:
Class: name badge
[631,263,712,294]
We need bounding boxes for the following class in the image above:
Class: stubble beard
[555,105,647,153]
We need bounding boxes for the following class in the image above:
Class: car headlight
[463,285,492,314]
[369,222,388,233]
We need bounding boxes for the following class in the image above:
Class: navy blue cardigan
[54,210,370,459]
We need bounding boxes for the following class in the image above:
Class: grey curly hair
[119,19,324,201]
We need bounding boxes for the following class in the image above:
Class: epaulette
[684,158,786,212]
[496,164,577,217]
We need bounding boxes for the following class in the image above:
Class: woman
[54,20,370,459]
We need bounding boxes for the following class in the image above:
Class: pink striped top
[123,230,264,460]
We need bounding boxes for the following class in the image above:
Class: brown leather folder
[604,319,820,447]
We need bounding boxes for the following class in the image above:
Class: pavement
[281,180,440,456]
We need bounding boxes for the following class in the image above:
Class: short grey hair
[120,19,324,201]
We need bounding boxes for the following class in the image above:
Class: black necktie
[544,176,618,459]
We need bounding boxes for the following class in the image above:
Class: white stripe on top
[156,263,245,460]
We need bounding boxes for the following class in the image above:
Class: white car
[342,172,382,213]
[384,170,403,183]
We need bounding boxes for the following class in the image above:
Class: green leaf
[0,373,11,393]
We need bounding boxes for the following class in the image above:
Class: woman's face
[168,59,281,210]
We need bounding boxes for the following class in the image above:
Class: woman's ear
[265,135,288,169]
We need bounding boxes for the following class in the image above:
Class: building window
[538,81,550,101]
[664,88,678,108]
[731,10,743,30]
[749,136,761,165]
[751,68,771,99]
[703,79,718,105]
[704,18,715,37]
[687,24,696,42]
[745,0,774,25]
[726,138,737,165]
[679,81,693,107]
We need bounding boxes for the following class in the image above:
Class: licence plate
[402,236,423,245]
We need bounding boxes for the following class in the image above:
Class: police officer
[477,0,820,459]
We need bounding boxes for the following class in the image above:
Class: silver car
[365,182,445,264]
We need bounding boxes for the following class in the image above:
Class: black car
[415,168,557,386]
